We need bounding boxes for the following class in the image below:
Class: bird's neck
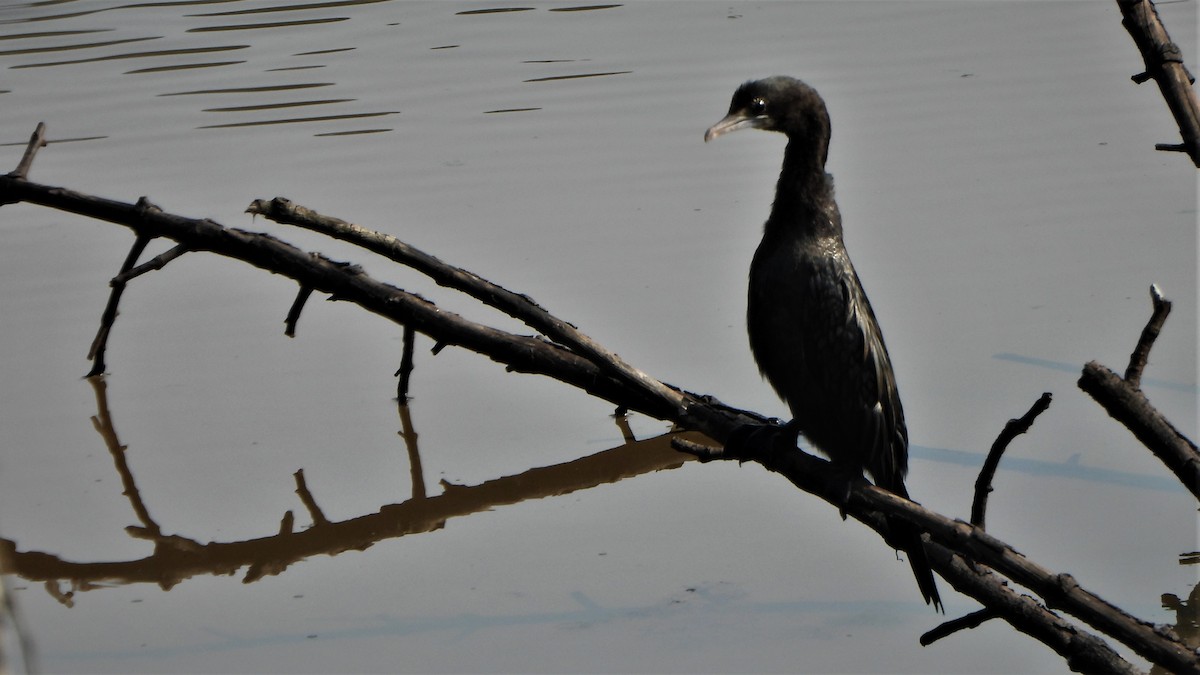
[766,139,841,239]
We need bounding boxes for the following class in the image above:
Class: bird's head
[704,76,830,150]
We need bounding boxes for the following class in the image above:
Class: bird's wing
[800,251,909,488]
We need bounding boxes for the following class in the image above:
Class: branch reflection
[0,376,702,605]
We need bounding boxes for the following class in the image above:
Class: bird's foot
[724,419,798,463]
[829,467,860,521]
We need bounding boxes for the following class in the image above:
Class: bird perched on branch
[705,76,942,611]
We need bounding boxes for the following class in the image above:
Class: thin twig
[1124,284,1172,388]
[5,121,47,183]
[971,392,1053,529]
[87,234,153,376]
[112,243,189,284]
[396,324,416,401]
[284,286,313,338]
[922,608,999,646]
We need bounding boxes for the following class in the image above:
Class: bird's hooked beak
[704,112,768,142]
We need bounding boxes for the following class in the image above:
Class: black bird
[705,76,942,611]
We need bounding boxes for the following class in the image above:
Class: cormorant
[705,76,942,611]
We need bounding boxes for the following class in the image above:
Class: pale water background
[0,1,1196,673]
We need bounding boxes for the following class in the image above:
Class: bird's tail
[888,483,943,612]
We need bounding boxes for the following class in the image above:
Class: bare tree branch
[2,132,1196,673]
[971,392,1053,529]
[112,242,189,284]
[855,485,1195,674]
[921,607,997,646]
[3,121,46,184]
[87,233,153,376]
[247,197,685,414]
[692,434,1195,673]
[920,553,1141,675]
[1125,284,1172,388]
[1116,0,1200,165]
[1077,285,1199,501]
[284,285,313,338]
[396,324,416,401]
[1,172,689,422]
[1079,362,1200,500]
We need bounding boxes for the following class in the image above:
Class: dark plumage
[705,76,942,611]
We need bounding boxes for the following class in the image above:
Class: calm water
[0,1,1196,673]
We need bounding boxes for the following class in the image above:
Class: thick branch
[4,153,1193,672]
[1078,362,1200,500]
[248,197,684,412]
[1117,0,1200,165]
[685,437,1195,673]
[0,173,684,422]
[922,551,1141,675]
[856,484,1196,674]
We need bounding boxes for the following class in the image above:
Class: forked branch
[1078,286,1200,501]
[2,127,1196,674]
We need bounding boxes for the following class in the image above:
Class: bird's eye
[749,97,767,115]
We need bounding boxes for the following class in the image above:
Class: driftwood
[1,126,1197,674]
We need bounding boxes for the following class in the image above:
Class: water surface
[0,1,1196,673]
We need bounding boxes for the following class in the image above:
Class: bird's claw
[830,469,859,521]
[724,420,799,462]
